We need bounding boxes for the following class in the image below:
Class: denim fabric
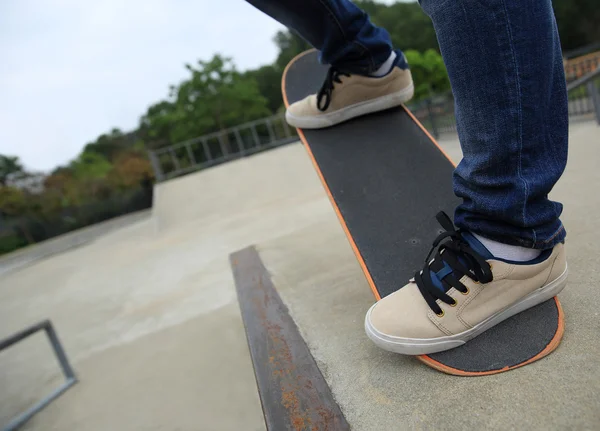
[419,0,568,249]
[248,0,568,249]
[245,0,407,74]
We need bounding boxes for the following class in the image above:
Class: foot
[285,53,414,129]
[364,212,568,356]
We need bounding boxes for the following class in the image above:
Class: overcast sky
[1,0,400,172]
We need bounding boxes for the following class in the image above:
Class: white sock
[369,51,396,77]
[473,233,541,262]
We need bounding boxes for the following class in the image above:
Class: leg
[245,0,397,75]
[419,0,568,249]
[246,0,414,129]
[365,0,569,355]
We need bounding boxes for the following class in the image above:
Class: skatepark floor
[1,121,599,430]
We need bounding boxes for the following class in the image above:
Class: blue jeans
[247,0,568,250]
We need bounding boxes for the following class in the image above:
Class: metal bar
[0,320,49,350]
[567,67,600,91]
[3,378,77,431]
[251,125,261,147]
[202,138,211,162]
[426,99,439,139]
[233,128,245,155]
[587,80,600,125]
[265,118,276,143]
[218,133,228,157]
[280,115,292,138]
[185,143,197,166]
[230,247,350,431]
[46,323,77,380]
[147,151,164,182]
[169,149,181,172]
[1,320,77,431]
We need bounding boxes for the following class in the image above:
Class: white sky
[0,0,397,172]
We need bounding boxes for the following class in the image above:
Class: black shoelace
[414,212,494,316]
[316,67,350,111]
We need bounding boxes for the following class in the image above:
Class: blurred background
[1,0,598,256]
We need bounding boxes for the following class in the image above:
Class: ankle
[369,51,397,77]
[472,233,542,262]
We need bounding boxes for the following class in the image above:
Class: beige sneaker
[285,61,414,129]
[365,212,568,355]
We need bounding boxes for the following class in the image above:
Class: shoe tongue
[427,232,493,293]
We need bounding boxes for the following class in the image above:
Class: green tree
[273,30,311,71]
[141,55,271,148]
[245,64,284,113]
[82,128,139,162]
[69,152,113,180]
[404,49,450,100]
[356,1,439,53]
[139,100,177,149]
[0,155,24,186]
[0,186,35,244]
[553,0,600,52]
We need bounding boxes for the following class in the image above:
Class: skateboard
[281,49,564,376]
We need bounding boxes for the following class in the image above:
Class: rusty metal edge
[230,246,350,431]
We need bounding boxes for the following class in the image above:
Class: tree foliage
[0,155,24,186]
[553,0,600,52]
[141,55,270,148]
[404,49,450,99]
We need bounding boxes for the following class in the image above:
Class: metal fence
[1,320,77,431]
[564,50,600,83]
[148,114,298,181]
[149,69,600,182]
[566,66,600,123]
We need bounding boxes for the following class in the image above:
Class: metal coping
[230,246,350,431]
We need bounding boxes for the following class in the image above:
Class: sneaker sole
[285,83,415,129]
[364,265,568,356]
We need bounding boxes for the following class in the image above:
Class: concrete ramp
[1,123,598,430]
[152,143,323,231]
[247,122,600,429]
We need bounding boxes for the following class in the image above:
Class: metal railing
[566,66,600,123]
[1,320,77,431]
[148,114,297,181]
[407,67,600,139]
[407,92,458,139]
[564,50,600,82]
[149,69,600,182]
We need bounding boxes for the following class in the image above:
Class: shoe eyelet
[436,309,445,318]
[461,287,470,295]
[449,299,457,307]
[489,263,494,271]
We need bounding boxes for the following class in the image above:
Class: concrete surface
[0,209,151,277]
[0,146,332,431]
[258,122,600,430]
[1,121,599,430]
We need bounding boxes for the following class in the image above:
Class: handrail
[1,320,77,431]
[566,67,600,92]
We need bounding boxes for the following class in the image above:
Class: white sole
[364,265,568,356]
[286,83,414,129]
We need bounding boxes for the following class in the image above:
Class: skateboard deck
[282,49,564,376]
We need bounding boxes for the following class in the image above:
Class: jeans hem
[468,224,566,250]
